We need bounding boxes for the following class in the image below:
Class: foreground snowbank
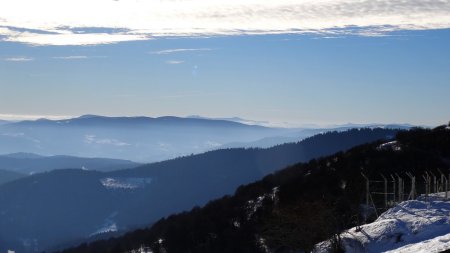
[384,232,450,253]
[314,196,450,253]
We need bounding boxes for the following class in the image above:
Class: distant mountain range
[221,124,411,149]
[0,153,140,175]
[187,115,415,130]
[0,115,298,162]
[186,115,272,126]
[0,128,399,253]
[0,115,412,162]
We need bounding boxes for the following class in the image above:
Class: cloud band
[0,0,449,46]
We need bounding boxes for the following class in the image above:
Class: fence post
[447,168,450,200]
[396,174,403,202]
[361,173,369,207]
[438,169,448,199]
[391,174,396,203]
[381,174,388,208]
[430,171,437,194]
[422,174,428,202]
[406,172,416,200]
[446,178,449,200]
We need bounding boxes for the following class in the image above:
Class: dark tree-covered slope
[0,128,396,253]
[0,154,140,174]
[0,169,24,185]
[56,125,450,253]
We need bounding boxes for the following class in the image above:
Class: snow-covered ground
[89,211,119,237]
[100,177,152,190]
[314,194,450,253]
[384,233,450,253]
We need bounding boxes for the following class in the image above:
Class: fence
[361,169,449,218]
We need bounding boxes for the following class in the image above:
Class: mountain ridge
[54,124,450,253]
[0,128,399,253]
[0,169,25,185]
[0,115,295,162]
[6,115,271,129]
[0,154,141,175]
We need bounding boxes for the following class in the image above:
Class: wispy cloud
[0,0,449,46]
[0,27,148,46]
[52,55,106,60]
[3,57,34,62]
[53,56,88,60]
[84,134,130,147]
[151,48,213,55]
[165,60,185,65]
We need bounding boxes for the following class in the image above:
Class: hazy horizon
[1,0,450,127]
[0,112,429,128]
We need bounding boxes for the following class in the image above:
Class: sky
[0,0,449,127]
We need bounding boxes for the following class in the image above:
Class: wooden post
[434,175,437,193]
[391,174,396,203]
[402,179,405,201]
[396,174,403,202]
[381,175,388,208]
[445,170,450,200]
[439,169,448,199]
[406,172,416,200]
[361,173,369,207]
[432,172,437,194]
[428,173,432,196]
[424,172,431,197]
[446,178,449,200]
[422,174,428,202]
[361,173,376,221]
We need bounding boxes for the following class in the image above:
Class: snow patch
[377,141,401,151]
[90,222,118,237]
[384,232,450,253]
[100,177,152,190]
[314,198,450,253]
[128,246,153,253]
[90,212,119,237]
[246,187,279,220]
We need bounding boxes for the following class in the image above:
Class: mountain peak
[77,114,103,119]
[1,152,45,159]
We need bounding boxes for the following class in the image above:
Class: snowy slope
[314,195,450,253]
[384,233,450,253]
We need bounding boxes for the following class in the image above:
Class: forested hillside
[0,128,397,253]
[56,124,450,253]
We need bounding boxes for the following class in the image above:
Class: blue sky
[1,0,449,127]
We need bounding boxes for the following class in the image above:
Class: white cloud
[3,57,34,62]
[0,0,449,46]
[165,60,185,64]
[52,55,106,60]
[1,132,25,137]
[1,27,148,46]
[151,48,213,55]
[53,56,88,60]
